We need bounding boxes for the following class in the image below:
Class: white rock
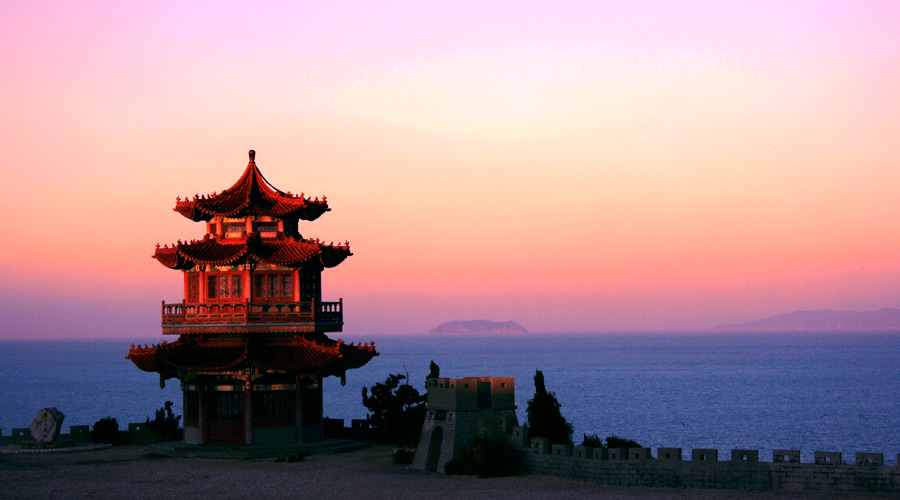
[30,408,65,443]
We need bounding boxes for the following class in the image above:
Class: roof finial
[249,150,256,163]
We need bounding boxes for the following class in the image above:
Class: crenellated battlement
[412,372,900,492]
[424,376,515,411]
[510,426,900,492]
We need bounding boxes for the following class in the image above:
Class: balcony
[160,299,343,333]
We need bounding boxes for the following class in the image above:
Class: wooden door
[206,392,244,445]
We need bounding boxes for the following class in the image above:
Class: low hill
[716,308,900,331]
[429,320,528,334]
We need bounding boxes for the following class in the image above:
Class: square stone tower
[412,376,517,472]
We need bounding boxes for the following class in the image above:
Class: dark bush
[580,433,642,449]
[393,447,415,464]
[444,432,520,477]
[146,401,181,441]
[605,435,642,449]
[92,417,119,444]
[526,370,573,445]
[581,433,604,448]
[361,372,426,446]
[444,458,472,475]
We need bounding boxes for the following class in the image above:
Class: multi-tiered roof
[172,149,330,222]
[127,150,376,381]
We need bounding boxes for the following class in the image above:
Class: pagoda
[127,150,377,446]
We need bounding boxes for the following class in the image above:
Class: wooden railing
[161,299,342,326]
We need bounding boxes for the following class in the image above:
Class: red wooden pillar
[295,376,304,443]
[243,382,253,445]
[197,385,206,445]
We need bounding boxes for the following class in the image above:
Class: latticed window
[224,222,245,233]
[252,391,295,427]
[254,221,278,233]
[187,275,199,299]
[212,393,243,419]
[301,386,322,425]
[299,270,317,301]
[253,273,292,299]
[232,276,242,298]
[254,274,265,298]
[207,276,217,299]
[218,275,230,298]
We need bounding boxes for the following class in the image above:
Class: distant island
[716,308,900,331]
[429,320,528,334]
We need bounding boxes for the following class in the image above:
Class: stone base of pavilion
[150,437,367,459]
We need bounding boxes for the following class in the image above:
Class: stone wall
[0,423,181,446]
[511,427,900,493]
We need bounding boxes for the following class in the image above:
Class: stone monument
[30,408,65,443]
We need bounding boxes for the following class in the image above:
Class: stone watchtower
[412,377,517,472]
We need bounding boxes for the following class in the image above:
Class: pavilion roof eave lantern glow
[173,150,331,222]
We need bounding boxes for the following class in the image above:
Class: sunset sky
[1,1,898,338]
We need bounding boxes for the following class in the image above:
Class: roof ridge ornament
[249,149,256,163]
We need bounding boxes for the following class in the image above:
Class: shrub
[605,435,642,449]
[146,401,181,441]
[361,372,426,446]
[92,417,119,444]
[525,370,573,445]
[392,447,415,464]
[580,433,642,449]
[443,458,472,475]
[581,433,604,448]
[444,432,520,477]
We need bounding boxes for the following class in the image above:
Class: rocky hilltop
[429,320,528,334]
[716,308,900,331]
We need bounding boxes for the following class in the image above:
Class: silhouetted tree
[146,400,181,441]
[526,370,573,445]
[605,435,642,449]
[428,360,440,378]
[362,373,426,446]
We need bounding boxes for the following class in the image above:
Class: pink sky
[1,1,899,338]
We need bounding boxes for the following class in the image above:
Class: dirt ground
[1,444,895,500]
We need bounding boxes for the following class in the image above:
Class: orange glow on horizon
[1,1,899,338]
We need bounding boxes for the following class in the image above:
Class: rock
[30,408,65,442]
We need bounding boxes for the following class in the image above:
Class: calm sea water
[1,332,897,464]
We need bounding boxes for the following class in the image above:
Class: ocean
[1,332,897,464]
